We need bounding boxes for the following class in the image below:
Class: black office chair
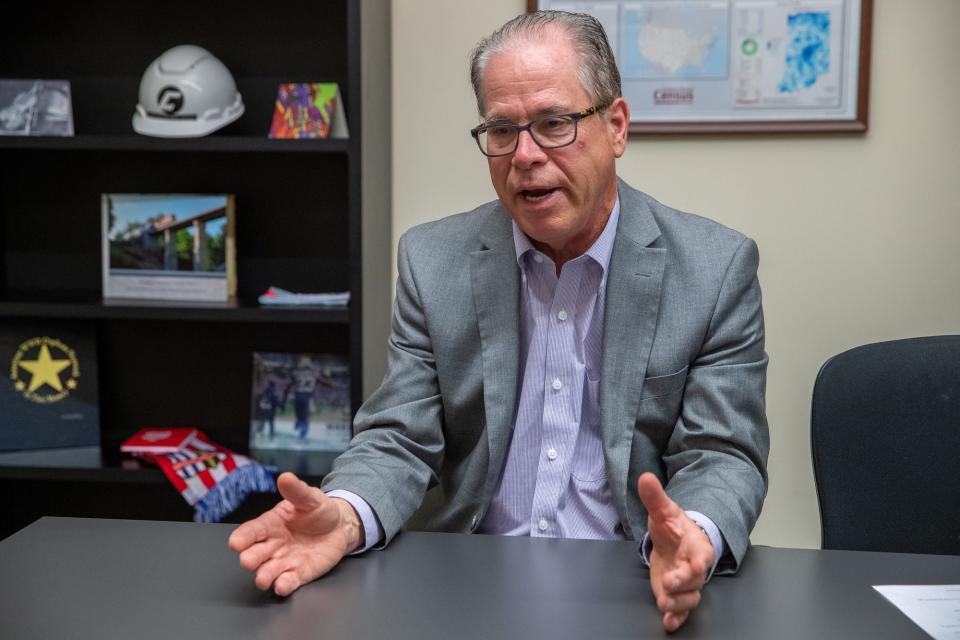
[811,335,960,555]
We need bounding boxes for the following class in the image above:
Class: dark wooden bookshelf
[0,297,350,324]
[0,0,389,538]
[0,135,351,154]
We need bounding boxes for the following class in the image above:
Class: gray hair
[469,10,622,117]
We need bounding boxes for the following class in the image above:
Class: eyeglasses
[470,104,606,157]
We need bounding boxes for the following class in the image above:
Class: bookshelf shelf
[0,135,351,154]
[0,298,350,324]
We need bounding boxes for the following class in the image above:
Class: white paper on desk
[873,585,960,640]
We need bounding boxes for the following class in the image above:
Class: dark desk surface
[1,517,957,639]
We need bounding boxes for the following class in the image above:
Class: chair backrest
[811,335,960,555]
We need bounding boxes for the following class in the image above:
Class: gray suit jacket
[322,178,769,573]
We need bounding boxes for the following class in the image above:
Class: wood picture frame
[529,0,873,133]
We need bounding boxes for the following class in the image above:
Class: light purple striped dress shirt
[477,200,622,539]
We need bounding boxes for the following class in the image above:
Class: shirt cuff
[639,510,725,583]
[325,489,383,554]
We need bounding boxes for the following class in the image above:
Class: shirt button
[557,310,568,321]
[546,448,557,461]
[533,254,544,263]
[551,378,562,391]
[538,518,549,531]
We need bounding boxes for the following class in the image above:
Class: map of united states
[621,4,728,80]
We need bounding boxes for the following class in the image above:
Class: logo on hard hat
[157,86,185,115]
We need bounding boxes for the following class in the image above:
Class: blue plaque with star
[0,320,99,451]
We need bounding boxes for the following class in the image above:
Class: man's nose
[512,130,546,167]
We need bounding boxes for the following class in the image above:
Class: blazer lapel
[601,181,665,531]
[470,205,522,501]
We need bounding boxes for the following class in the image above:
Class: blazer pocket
[636,366,689,442]
[640,366,689,401]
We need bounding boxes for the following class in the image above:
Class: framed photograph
[530,0,873,133]
[249,352,351,454]
[101,194,237,302]
[0,79,74,136]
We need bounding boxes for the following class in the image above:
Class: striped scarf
[134,430,276,523]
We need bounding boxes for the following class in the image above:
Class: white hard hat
[133,45,244,137]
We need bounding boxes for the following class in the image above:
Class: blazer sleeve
[661,236,770,574]
[320,232,445,546]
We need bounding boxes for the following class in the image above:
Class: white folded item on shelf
[258,286,350,307]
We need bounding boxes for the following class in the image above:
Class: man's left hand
[637,472,716,632]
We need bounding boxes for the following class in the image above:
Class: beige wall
[391,0,960,548]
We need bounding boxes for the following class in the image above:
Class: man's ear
[606,97,630,158]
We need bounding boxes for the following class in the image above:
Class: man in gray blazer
[230,10,768,632]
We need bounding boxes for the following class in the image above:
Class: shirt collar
[511,195,621,276]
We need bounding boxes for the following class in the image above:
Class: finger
[663,610,689,633]
[277,472,322,512]
[273,569,305,597]
[228,517,270,553]
[657,589,701,614]
[254,556,295,592]
[637,473,680,522]
[238,536,286,572]
[649,572,664,601]
[663,557,709,593]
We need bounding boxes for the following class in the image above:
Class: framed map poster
[530,0,872,133]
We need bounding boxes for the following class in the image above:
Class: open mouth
[521,188,557,202]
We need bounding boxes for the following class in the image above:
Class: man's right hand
[228,472,364,596]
